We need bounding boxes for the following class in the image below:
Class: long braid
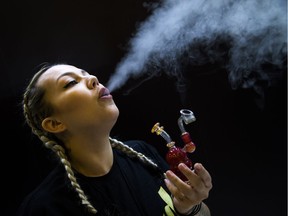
[23,65,97,214]
[23,64,164,215]
[109,137,164,175]
[39,135,97,214]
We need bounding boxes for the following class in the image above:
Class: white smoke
[106,0,287,93]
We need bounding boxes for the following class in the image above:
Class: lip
[99,87,112,99]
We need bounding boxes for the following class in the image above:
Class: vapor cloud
[106,0,287,94]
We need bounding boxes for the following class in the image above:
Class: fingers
[194,163,213,189]
[165,162,213,214]
[165,168,203,210]
[177,162,212,190]
[165,163,212,200]
[177,163,197,182]
[165,170,190,193]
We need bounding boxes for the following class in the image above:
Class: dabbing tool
[178,109,196,153]
[151,109,196,181]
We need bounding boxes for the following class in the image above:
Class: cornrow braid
[40,134,97,214]
[24,109,97,214]
[109,137,164,175]
[22,64,97,214]
[22,64,164,215]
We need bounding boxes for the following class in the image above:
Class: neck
[67,136,114,177]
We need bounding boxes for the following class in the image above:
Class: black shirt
[17,140,173,216]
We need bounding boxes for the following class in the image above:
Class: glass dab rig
[151,109,196,181]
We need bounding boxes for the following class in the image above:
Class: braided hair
[23,64,162,214]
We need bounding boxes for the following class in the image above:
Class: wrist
[176,202,202,216]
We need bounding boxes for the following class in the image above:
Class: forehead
[37,65,82,85]
[45,65,82,78]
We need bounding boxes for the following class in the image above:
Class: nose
[87,75,99,89]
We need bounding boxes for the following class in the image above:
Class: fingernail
[164,179,169,185]
[178,163,186,168]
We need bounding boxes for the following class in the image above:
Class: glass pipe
[178,109,196,153]
[151,122,192,181]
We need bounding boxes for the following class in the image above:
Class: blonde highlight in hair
[23,64,97,214]
[23,64,162,214]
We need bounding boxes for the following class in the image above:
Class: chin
[111,114,119,129]
[110,105,120,121]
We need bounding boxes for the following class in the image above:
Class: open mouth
[99,87,111,98]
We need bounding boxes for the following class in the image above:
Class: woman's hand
[164,163,212,215]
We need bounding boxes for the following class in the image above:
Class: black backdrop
[1,1,286,216]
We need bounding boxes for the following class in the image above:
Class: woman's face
[37,64,119,135]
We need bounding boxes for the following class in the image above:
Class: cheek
[53,91,92,115]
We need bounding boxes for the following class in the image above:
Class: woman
[17,64,212,216]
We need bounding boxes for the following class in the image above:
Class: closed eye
[64,80,78,88]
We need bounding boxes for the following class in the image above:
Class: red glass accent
[181,132,196,153]
[166,145,193,181]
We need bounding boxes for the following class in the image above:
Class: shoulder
[123,139,160,157]
[123,139,169,171]
[123,139,154,150]
[17,165,85,216]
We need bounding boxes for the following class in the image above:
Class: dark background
[1,1,286,216]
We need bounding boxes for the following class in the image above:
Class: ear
[42,117,66,133]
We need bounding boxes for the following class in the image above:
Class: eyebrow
[56,70,88,82]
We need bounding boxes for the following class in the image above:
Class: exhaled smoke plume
[106,0,287,94]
